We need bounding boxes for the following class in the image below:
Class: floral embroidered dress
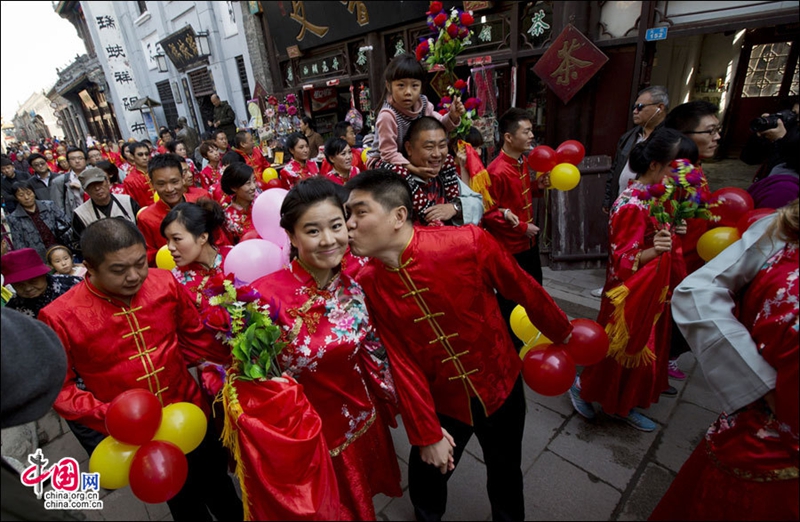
[253,256,401,520]
[170,246,232,397]
[651,243,799,521]
[223,193,260,244]
[279,159,320,189]
[580,183,687,416]
[198,163,223,192]
[324,165,359,186]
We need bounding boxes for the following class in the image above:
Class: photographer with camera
[742,100,799,209]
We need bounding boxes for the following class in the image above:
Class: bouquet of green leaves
[635,158,716,229]
[201,273,286,380]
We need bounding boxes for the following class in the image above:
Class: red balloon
[241,229,261,241]
[521,346,577,396]
[563,318,609,366]
[736,208,775,237]
[266,178,283,189]
[711,187,754,227]
[555,140,586,166]
[129,440,188,504]
[105,389,163,446]
[527,145,557,173]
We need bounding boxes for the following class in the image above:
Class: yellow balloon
[89,436,138,489]
[697,226,740,262]
[153,192,160,203]
[510,305,540,344]
[152,402,207,454]
[262,167,278,183]
[550,163,581,191]
[361,148,371,165]
[155,245,176,270]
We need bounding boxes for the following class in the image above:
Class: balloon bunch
[510,306,609,396]
[697,188,774,262]
[527,140,585,191]
[89,389,207,503]
[261,167,281,188]
[224,188,292,283]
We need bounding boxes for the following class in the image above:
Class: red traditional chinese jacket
[483,150,544,254]
[39,270,229,434]
[122,166,155,208]
[357,225,572,446]
[138,189,210,266]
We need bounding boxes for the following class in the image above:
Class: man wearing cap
[1,157,31,213]
[1,248,81,318]
[72,167,139,247]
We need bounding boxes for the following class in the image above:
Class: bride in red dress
[252,177,402,520]
[651,199,799,521]
[570,128,690,431]
[162,199,232,398]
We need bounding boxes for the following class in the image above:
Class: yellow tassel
[470,170,495,211]
[603,283,656,368]
[221,379,251,521]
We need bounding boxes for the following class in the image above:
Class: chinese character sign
[83,2,145,138]
[532,24,609,104]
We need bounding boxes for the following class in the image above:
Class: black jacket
[1,171,31,213]
[603,126,642,210]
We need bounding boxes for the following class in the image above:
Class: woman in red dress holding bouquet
[252,177,401,519]
[570,128,691,431]
[161,198,232,397]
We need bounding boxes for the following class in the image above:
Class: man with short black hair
[122,141,155,208]
[50,147,87,222]
[86,147,103,166]
[1,156,30,213]
[137,154,209,265]
[209,93,238,143]
[26,153,55,201]
[344,170,572,522]
[39,218,243,521]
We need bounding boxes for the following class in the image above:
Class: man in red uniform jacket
[231,130,270,180]
[137,153,210,266]
[484,108,551,350]
[344,170,572,522]
[122,141,156,208]
[39,218,242,521]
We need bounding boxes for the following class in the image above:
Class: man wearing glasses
[25,153,56,202]
[601,86,669,214]
[122,141,156,208]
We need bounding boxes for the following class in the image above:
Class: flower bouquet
[636,158,716,230]
[417,1,478,139]
[204,274,340,520]
[604,159,714,369]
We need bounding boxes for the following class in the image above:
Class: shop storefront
[255,0,798,267]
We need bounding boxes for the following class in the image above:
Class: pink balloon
[252,189,289,246]
[279,234,292,266]
[223,239,284,283]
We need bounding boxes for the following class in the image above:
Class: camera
[750,109,798,133]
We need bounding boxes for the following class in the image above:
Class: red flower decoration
[458,26,470,39]
[201,306,232,333]
[454,79,467,91]
[460,12,474,26]
[415,41,430,61]
[447,23,459,38]
[685,169,704,187]
[464,97,481,110]
[427,1,443,15]
[438,108,449,116]
[634,189,652,201]
[433,13,447,27]
[235,284,261,303]
[267,96,278,106]
[648,183,667,198]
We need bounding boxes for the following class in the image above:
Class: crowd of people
[1,54,797,522]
